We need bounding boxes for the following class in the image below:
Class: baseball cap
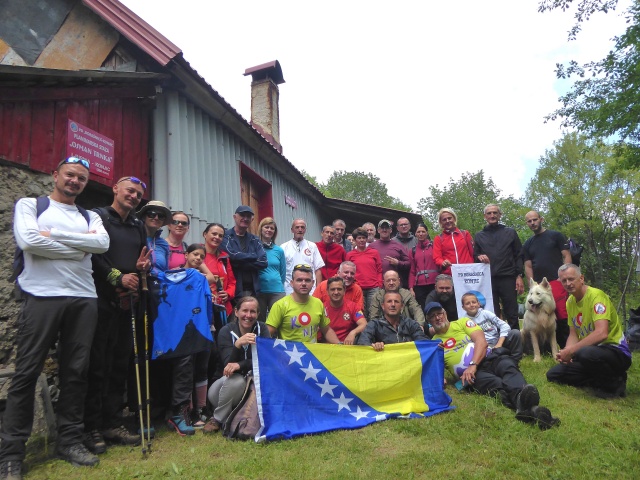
[424,301,444,316]
[235,205,254,215]
[378,219,392,228]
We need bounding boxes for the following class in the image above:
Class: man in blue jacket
[221,206,267,300]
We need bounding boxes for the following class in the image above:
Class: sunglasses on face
[172,220,189,226]
[57,156,90,170]
[146,211,166,220]
[117,176,147,191]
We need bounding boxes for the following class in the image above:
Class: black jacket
[215,320,271,377]
[357,316,427,345]
[474,224,523,278]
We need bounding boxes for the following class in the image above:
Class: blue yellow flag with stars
[251,337,453,442]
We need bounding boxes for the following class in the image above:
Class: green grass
[24,354,640,479]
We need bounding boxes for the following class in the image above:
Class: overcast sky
[120,0,631,210]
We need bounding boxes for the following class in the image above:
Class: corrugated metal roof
[82,0,181,66]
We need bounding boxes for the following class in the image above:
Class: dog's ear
[540,277,550,289]
[528,277,536,289]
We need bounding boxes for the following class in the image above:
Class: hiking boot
[531,406,561,430]
[167,405,195,436]
[192,407,207,429]
[0,460,23,480]
[203,417,222,434]
[103,425,141,446]
[592,373,627,399]
[515,384,540,423]
[56,443,99,467]
[83,429,106,454]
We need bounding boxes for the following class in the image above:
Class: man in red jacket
[316,225,346,280]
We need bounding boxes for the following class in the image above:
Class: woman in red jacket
[408,223,438,310]
[433,208,474,276]
[203,223,236,317]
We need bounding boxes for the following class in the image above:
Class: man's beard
[437,292,451,303]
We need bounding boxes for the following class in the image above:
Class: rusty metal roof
[244,60,285,84]
[82,0,181,66]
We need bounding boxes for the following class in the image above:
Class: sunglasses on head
[146,211,166,220]
[57,156,90,170]
[117,176,147,190]
[293,263,312,273]
[172,220,189,226]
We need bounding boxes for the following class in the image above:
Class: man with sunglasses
[428,302,560,430]
[83,176,151,455]
[267,264,340,344]
[1,157,109,476]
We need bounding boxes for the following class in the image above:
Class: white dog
[522,277,558,362]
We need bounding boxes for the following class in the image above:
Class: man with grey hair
[369,271,426,326]
[281,218,324,294]
[474,203,524,330]
[313,260,364,311]
[362,222,376,245]
[393,217,418,251]
[332,219,352,253]
[424,274,459,321]
[547,264,632,398]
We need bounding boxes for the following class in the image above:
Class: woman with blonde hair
[256,217,286,322]
[432,207,474,276]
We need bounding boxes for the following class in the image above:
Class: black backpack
[9,196,91,283]
[568,238,584,266]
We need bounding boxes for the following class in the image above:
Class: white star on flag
[285,345,305,366]
[332,392,353,412]
[300,361,322,381]
[273,339,287,349]
[374,414,387,421]
[350,406,370,421]
[316,377,338,397]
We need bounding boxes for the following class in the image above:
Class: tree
[541,1,640,166]
[417,171,523,235]
[321,170,412,211]
[526,132,640,299]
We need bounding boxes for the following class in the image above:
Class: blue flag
[252,337,453,442]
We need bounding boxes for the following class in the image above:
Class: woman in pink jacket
[433,208,474,276]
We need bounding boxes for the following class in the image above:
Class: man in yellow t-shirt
[547,264,632,398]
[429,302,559,430]
[267,264,340,344]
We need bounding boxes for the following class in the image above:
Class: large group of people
[0,161,633,479]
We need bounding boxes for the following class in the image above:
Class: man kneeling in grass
[428,302,560,430]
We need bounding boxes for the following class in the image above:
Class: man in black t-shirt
[522,211,571,346]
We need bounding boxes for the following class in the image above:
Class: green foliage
[526,132,640,301]
[24,354,640,480]
[317,170,412,212]
[542,1,640,166]
[301,170,321,189]
[538,0,620,39]
[417,170,527,235]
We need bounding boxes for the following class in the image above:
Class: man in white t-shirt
[0,157,109,475]
[281,218,324,294]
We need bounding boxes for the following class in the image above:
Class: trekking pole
[130,292,147,456]
[141,272,152,452]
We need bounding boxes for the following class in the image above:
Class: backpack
[223,375,261,440]
[568,238,584,266]
[9,196,91,282]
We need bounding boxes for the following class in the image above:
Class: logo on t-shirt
[465,320,477,328]
[575,313,583,327]
[298,312,312,326]
[304,248,311,256]
[342,312,351,321]
[443,338,457,349]
[594,303,606,315]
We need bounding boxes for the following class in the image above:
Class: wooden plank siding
[0,92,152,191]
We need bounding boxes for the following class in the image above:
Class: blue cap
[424,301,444,316]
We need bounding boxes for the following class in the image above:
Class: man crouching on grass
[428,302,560,430]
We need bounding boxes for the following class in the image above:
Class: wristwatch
[469,361,479,367]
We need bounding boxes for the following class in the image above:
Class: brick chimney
[244,60,285,153]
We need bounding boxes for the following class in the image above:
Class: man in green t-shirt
[267,264,340,344]
[428,302,559,430]
[547,264,632,398]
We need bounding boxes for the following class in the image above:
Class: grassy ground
[24,354,640,480]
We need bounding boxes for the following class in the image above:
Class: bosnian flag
[252,338,453,442]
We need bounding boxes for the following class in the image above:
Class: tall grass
[24,354,640,479]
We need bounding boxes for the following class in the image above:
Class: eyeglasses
[397,223,410,227]
[146,211,166,220]
[293,263,312,272]
[428,311,446,321]
[57,156,90,170]
[117,176,147,191]
[172,220,189,226]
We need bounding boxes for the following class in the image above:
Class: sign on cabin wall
[66,119,115,180]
